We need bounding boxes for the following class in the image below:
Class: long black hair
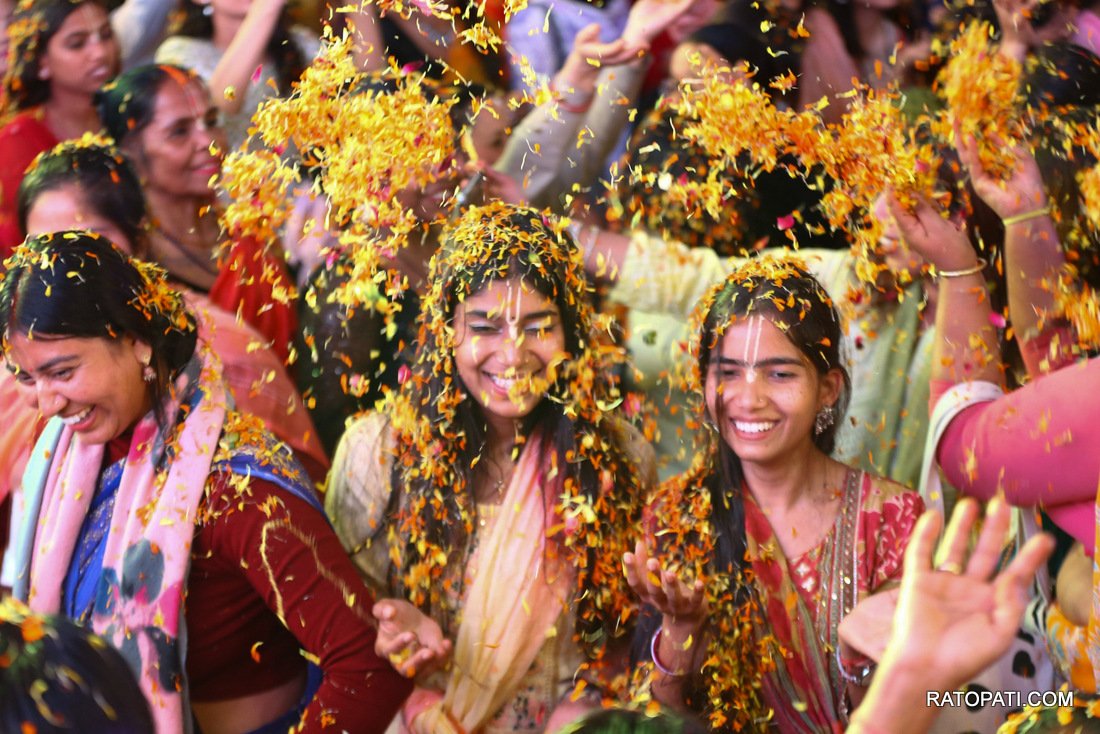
[650,257,851,725]
[694,257,850,570]
[0,230,198,427]
[387,201,643,661]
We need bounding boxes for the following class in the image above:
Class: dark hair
[0,230,198,427]
[17,139,148,254]
[664,258,850,716]
[169,0,304,93]
[695,256,850,524]
[95,64,200,147]
[559,708,709,734]
[2,0,112,113]
[0,598,155,733]
[390,202,643,660]
[1022,42,1100,287]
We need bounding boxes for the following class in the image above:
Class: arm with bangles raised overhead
[890,151,1097,556]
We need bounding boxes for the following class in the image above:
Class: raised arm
[888,193,1002,390]
[207,0,287,115]
[496,23,638,208]
[848,498,1054,734]
[497,0,716,209]
[957,135,1072,376]
[110,0,176,67]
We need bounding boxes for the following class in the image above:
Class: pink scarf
[16,350,228,734]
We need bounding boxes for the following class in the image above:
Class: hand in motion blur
[373,598,453,679]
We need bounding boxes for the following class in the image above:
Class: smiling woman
[453,278,567,430]
[325,201,655,734]
[0,0,119,254]
[14,137,328,478]
[95,64,298,358]
[624,257,924,731]
[0,231,409,734]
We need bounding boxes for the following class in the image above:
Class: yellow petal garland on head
[640,257,833,730]
[1,232,194,339]
[382,201,645,692]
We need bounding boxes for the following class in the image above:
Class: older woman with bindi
[1,232,409,733]
[95,64,298,359]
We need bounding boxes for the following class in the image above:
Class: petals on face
[453,278,566,427]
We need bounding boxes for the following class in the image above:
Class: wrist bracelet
[650,625,690,677]
[835,646,876,687]
[935,257,987,279]
[1001,205,1050,227]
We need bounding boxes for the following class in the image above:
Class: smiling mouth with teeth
[61,407,93,426]
[734,420,777,434]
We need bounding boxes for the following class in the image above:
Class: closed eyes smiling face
[452,277,567,430]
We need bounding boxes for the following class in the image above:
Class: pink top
[1072,10,1100,55]
[932,347,1098,555]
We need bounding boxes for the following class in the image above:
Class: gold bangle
[936,257,987,279]
[1001,206,1050,227]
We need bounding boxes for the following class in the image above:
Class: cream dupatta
[407,430,574,733]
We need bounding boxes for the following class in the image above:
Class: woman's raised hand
[886,191,975,273]
[886,497,1054,691]
[554,22,644,96]
[372,598,453,679]
[956,133,1048,221]
[623,539,706,628]
[623,0,718,51]
[848,498,1055,733]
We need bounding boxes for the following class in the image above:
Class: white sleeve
[112,0,178,69]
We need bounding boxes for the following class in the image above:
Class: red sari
[209,233,298,362]
[744,470,923,731]
[0,109,58,256]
